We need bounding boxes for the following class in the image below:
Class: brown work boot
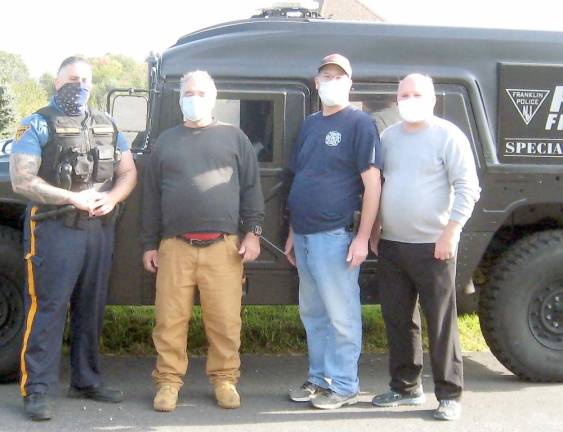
[214,381,240,409]
[153,385,179,412]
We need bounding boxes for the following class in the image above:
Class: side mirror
[1,139,13,154]
[107,89,149,149]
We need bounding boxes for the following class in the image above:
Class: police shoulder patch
[15,124,31,141]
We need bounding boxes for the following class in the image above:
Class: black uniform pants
[20,206,115,396]
[377,239,463,401]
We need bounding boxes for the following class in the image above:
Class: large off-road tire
[0,226,24,383]
[479,230,563,382]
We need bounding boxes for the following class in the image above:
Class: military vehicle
[1,5,563,383]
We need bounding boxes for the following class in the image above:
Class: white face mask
[318,79,350,107]
[398,97,434,123]
[180,96,213,122]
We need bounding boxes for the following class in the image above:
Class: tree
[0,51,29,86]
[0,85,16,138]
[89,54,147,111]
[12,80,47,120]
[0,51,47,121]
[39,73,56,99]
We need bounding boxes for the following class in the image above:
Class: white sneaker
[433,399,462,421]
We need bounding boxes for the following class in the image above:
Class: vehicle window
[214,99,275,163]
[350,94,401,134]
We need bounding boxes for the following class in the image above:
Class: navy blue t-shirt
[288,105,382,235]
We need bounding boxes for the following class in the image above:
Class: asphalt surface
[1,353,562,432]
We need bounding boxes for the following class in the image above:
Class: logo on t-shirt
[325,131,342,147]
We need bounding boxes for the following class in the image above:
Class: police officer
[9,56,137,421]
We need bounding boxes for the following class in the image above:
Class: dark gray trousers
[20,206,115,396]
[377,239,463,401]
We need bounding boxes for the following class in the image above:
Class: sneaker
[68,385,124,403]
[23,393,52,421]
[288,381,323,402]
[372,388,426,407]
[153,385,179,412]
[433,399,462,421]
[311,388,358,410]
[214,381,241,409]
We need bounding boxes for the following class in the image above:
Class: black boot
[23,393,52,421]
[68,385,124,403]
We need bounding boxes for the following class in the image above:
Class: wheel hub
[529,281,563,350]
[0,275,23,346]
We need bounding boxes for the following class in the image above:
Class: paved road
[1,353,562,432]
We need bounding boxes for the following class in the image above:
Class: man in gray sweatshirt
[370,73,480,421]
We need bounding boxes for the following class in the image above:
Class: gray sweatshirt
[379,116,481,243]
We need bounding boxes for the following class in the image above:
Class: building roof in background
[319,0,384,22]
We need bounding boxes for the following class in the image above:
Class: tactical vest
[37,106,121,192]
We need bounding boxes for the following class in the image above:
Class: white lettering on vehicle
[505,140,563,156]
[545,86,563,131]
[506,88,550,125]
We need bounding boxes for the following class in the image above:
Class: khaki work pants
[152,235,243,389]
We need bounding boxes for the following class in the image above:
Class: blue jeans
[293,227,362,396]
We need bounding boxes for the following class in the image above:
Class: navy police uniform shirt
[11,97,130,157]
[288,105,382,235]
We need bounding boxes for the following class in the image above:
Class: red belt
[182,232,224,241]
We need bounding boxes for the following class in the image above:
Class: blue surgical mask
[55,82,90,116]
[180,96,213,122]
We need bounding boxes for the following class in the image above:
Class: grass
[97,305,488,355]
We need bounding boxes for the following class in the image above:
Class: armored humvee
[1,7,563,383]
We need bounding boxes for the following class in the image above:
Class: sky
[1,0,562,78]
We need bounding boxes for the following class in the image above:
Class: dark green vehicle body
[1,15,563,382]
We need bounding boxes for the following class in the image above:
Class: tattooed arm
[10,153,69,204]
[9,153,98,212]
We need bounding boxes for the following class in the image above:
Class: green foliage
[0,85,17,138]
[458,313,488,351]
[0,51,48,122]
[39,73,56,99]
[0,51,29,85]
[12,80,47,119]
[88,54,147,111]
[97,305,488,355]
[0,51,43,134]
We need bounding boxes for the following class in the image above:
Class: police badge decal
[325,131,342,147]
